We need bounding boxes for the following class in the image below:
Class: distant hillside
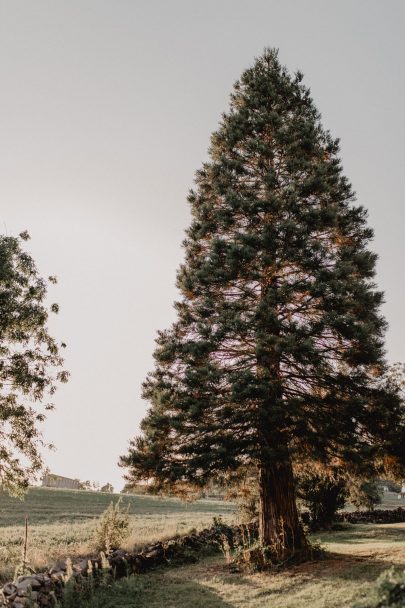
[0,486,235,527]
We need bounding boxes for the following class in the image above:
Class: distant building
[42,473,82,490]
[398,484,405,499]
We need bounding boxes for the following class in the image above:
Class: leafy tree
[0,231,68,495]
[297,466,348,530]
[121,49,403,561]
[101,483,114,493]
[348,479,382,511]
[297,466,381,529]
[374,363,405,480]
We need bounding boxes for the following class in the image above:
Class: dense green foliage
[0,232,68,495]
[297,469,383,530]
[349,479,382,511]
[297,468,347,530]
[373,567,405,608]
[122,49,404,553]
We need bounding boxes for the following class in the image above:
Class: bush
[349,479,382,511]
[297,467,383,529]
[297,469,348,530]
[93,499,130,554]
[373,567,405,607]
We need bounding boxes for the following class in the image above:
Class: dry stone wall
[335,507,405,525]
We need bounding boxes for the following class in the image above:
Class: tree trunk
[259,457,307,561]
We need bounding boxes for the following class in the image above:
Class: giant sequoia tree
[121,50,402,560]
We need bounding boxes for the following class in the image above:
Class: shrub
[372,567,405,607]
[297,469,348,530]
[93,499,130,554]
[348,479,382,511]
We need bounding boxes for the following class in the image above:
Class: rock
[111,549,126,559]
[109,556,127,577]
[34,575,52,589]
[2,583,17,598]
[144,549,161,559]
[38,593,52,607]
[49,560,67,574]
[128,555,146,573]
[12,599,28,608]
[16,577,41,592]
[335,507,405,525]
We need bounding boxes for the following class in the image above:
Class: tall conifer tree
[121,50,401,559]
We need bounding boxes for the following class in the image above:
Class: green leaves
[0,232,69,495]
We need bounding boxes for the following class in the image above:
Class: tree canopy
[0,231,68,495]
[121,49,404,560]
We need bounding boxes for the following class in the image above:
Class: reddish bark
[259,458,307,561]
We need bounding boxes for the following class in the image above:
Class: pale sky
[1,0,404,491]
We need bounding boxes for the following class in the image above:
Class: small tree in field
[0,232,68,495]
[93,499,130,554]
[121,50,404,562]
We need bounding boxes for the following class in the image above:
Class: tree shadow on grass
[132,574,236,608]
[312,523,405,546]
[122,551,405,608]
[289,552,405,587]
[85,570,238,608]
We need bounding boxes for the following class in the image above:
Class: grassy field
[1,487,404,606]
[80,522,405,608]
[0,486,235,583]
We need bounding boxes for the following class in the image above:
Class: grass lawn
[84,522,405,608]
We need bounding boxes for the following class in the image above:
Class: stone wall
[335,507,405,525]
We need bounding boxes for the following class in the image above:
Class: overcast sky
[1,0,404,491]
